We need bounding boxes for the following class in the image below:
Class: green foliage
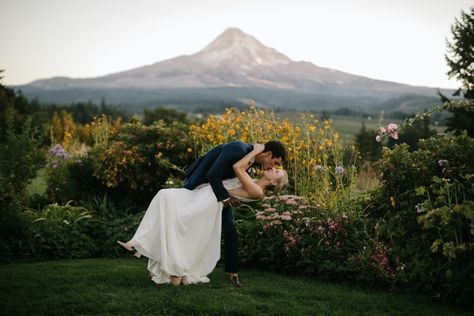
[0,85,46,143]
[90,119,195,209]
[366,133,474,304]
[355,122,381,162]
[416,174,474,259]
[237,195,370,282]
[45,149,105,205]
[0,107,44,258]
[387,115,437,151]
[143,107,188,125]
[444,99,474,137]
[444,6,474,136]
[446,5,474,99]
[47,100,130,124]
[22,202,98,259]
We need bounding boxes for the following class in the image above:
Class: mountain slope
[13,27,447,111]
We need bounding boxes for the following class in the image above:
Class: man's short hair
[264,141,287,162]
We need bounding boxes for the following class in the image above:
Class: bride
[117,143,288,286]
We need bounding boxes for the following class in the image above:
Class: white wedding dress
[129,178,255,285]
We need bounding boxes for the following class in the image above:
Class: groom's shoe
[229,274,242,288]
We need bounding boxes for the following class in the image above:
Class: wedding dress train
[129,178,252,285]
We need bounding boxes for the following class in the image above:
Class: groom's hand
[223,197,239,208]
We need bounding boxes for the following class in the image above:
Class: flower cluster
[50,144,69,159]
[350,239,404,281]
[189,104,356,207]
[376,123,398,142]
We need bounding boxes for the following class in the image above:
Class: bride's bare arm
[232,144,265,199]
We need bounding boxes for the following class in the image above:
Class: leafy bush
[237,195,370,281]
[0,107,44,259]
[91,211,145,258]
[365,133,474,304]
[46,147,105,205]
[22,202,98,259]
[89,119,195,209]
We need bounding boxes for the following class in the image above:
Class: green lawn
[26,168,47,196]
[1,258,470,315]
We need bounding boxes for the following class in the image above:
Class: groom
[183,140,286,287]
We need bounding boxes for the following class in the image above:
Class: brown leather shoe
[229,274,242,287]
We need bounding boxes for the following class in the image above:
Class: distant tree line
[0,79,131,142]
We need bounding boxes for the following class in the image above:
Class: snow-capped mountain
[14,27,446,111]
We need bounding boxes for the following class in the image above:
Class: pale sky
[1,0,472,88]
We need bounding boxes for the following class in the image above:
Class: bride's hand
[253,143,265,153]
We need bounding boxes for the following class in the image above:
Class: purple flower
[50,144,69,159]
[315,165,329,172]
[335,166,345,174]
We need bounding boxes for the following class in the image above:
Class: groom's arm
[206,147,244,202]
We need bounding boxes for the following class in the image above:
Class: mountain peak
[202,27,262,52]
[197,27,291,66]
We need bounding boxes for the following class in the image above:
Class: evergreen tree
[143,107,188,126]
[446,6,474,98]
[444,5,474,137]
[355,122,381,162]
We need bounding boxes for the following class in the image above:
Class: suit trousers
[222,205,238,273]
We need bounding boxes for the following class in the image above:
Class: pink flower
[375,135,382,142]
[286,199,297,205]
[281,214,292,221]
[264,207,276,213]
[379,127,386,134]
[387,123,399,140]
[271,219,282,225]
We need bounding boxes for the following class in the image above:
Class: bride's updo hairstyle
[264,170,289,196]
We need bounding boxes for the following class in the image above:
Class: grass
[26,168,47,196]
[1,258,470,315]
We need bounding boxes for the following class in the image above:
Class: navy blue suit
[184,141,253,273]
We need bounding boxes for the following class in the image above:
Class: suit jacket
[183,141,253,202]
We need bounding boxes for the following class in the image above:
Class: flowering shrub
[416,174,474,260]
[365,133,474,304]
[349,236,407,286]
[189,105,357,208]
[46,144,73,202]
[90,120,195,208]
[237,195,369,280]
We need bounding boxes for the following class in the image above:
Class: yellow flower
[390,196,396,207]
[187,148,193,153]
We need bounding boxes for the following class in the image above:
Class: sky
[0,0,472,88]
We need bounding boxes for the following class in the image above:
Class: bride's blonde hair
[264,170,289,196]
